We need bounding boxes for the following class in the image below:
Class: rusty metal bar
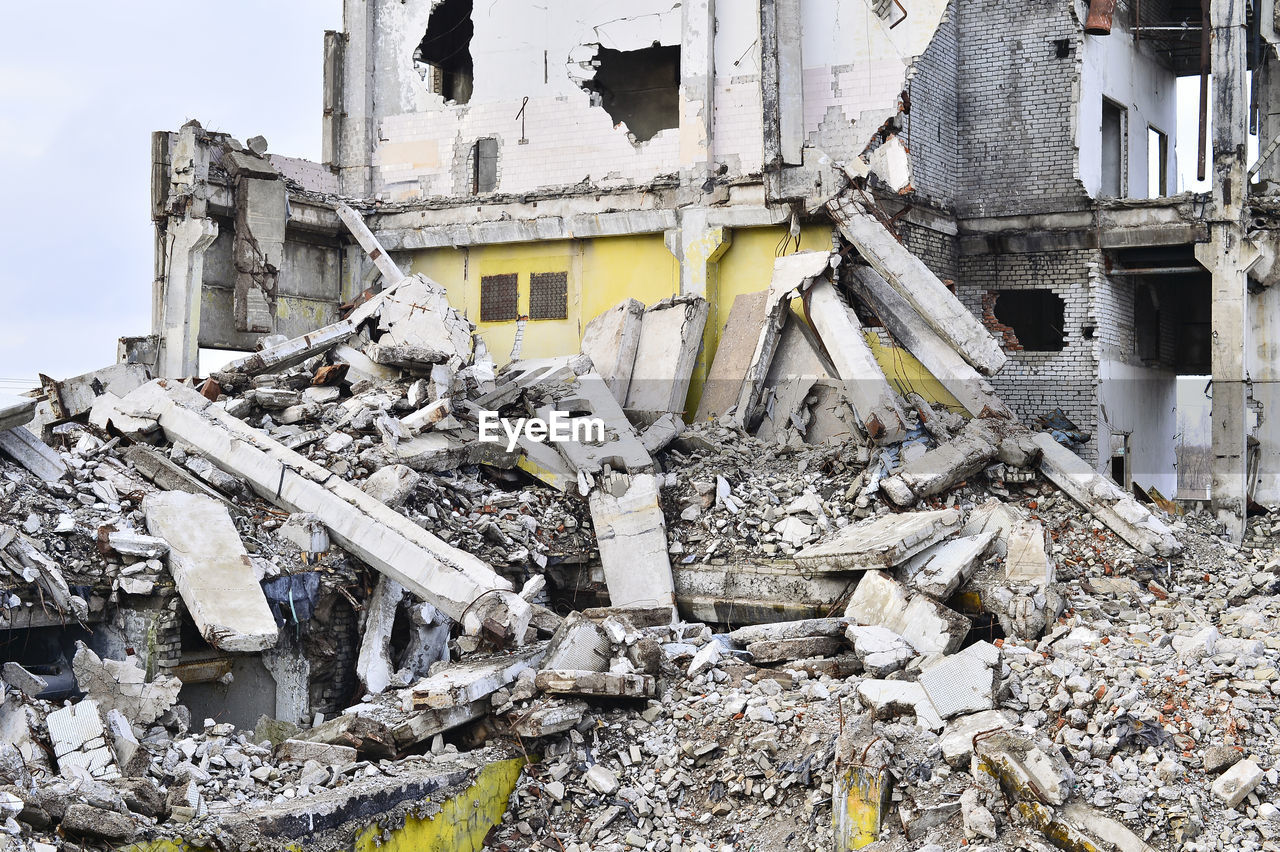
[1197,0,1211,182]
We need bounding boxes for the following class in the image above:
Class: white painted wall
[1097,359,1179,495]
[1078,26,1179,198]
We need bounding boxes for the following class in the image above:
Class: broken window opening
[991,290,1066,351]
[578,45,680,142]
[1101,98,1128,197]
[1147,125,1169,197]
[529,271,568,320]
[479,273,518,322]
[415,0,474,104]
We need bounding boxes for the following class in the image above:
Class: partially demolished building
[3,0,1280,850]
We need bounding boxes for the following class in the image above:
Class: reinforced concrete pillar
[157,216,218,379]
[666,209,731,415]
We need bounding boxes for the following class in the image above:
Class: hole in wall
[577,44,680,142]
[415,0,474,104]
[991,290,1066,351]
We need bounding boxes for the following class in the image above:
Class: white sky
[0,1,341,394]
[0,10,1247,395]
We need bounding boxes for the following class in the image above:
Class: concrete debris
[46,700,120,781]
[588,472,676,610]
[0,393,37,434]
[2,662,48,698]
[623,296,710,416]
[794,508,963,571]
[71,643,182,726]
[0,426,67,483]
[581,298,644,404]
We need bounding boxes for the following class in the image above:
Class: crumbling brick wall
[958,249,1100,463]
[954,0,1089,217]
[903,3,960,206]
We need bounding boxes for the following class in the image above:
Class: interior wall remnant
[1101,98,1127,197]
[578,46,681,142]
[1248,284,1280,503]
[415,0,474,104]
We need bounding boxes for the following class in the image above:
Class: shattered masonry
[2,0,1280,850]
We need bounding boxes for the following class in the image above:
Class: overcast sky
[0,6,1235,393]
[0,1,341,393]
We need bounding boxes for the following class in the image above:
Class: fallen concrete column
[581,298,644,404]
[336,202,406,285]
[588,473,676,610]
[410,646,545,710]
[1032,432,1182,557]
[144,492,280,653]
[356,575,404,696]
[732,252,832,428]
[804,278,908,445]
[0,426,66,483]
[880,419,1004,506]
[845,266,1012,418]
[0,394,36,433]
[624,296,710,416]
[827,194,1006,375]
[845,570,970,654]
[119,380,532,644]
[794,508,962,572]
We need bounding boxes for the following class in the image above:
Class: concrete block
[854,680,943,730]
[535,669,656,698]
[728,617,849,645]
[900,530,996,599]
[1,662,47,698]
[0,394,36,434]
[975,731,1070,806]
[880,418,1004,506]
[845,625,914,677]
[581,298,644,404]
[71,643,182,726]
[1060,803,1159,852]
[845,571,969,654]
[276,739,357,765]
[940,709,1015,767]
[746,635,845,663]
[46,700,120,781]
[509,699,588,738]
[589,473,675,609]
[361,464,421,508]
[639,412,684,453]
[535,372,652,476]
[794,509,962,572]
[1005,520,1054,586]
[411,646,545,710]
[39,363,151,423]
[542,613,612,673]
[0,426,66,483]
[624,296,710,415]
[695,289,770,422]
[959,498,1021,558]
[1212,758,1263,807]
[144,491,279,653]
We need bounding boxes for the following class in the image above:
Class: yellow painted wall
[410,235,676,368]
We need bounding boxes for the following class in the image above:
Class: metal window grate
[480,273,518,322]
[529,271,568,320]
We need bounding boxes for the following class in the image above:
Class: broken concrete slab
[940,709,1015,767]
[673,559,852,624]
[828,194,1006,375]
[845,625,915,677]
[1059,803,1159,852]
[356,575,404,696]
[1005,519,1055,586]
[845,265,1013,418]
[0,425,67,483]
[746,635,845,664]
[276,739,358,765]
[899,530,996,600]
[804,277,908,444]
[854,680,943,730]
[588,473,675,610]
[974,730,1071,806]
[728,617,849,645]
[535,372,652,476]
[695,289,770,422]
[105,708,148,777]
[639,412,684,454]
[124,444,244,516]
[509,698,588,738]
[0,394,36,433]
[917,642,999,719]
[411,646,545,710]
[535,669,656,699]
[1032,431,1182,557]
[71,643,182,726]
[104,530,169,559]
[880,418,1007,506]
[38,363,151,424]
[361,463,420,508]
[623,296,710,416]
[581,298,644,404]
[46,700,120,781]
[1,662,47,698]
[118,380,532,644]
[144,491,279,653]
[793,509,962,572]
[845,570,970,654]
[331,343,401,385]
[372,275,473,365]
[959,498,1021,558]
[542,613,613,673]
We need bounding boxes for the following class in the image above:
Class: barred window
[479,273,518,322]
[529,271,568,320]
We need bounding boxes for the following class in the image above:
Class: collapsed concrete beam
[827,194,1006,375]
[733,252,832,428]
[124,445,245,517]
[880,419,1003,506]
[804,278,908,444]
[1031,432,1181,557]
[38,364,151,424]
[697,289,770,423]
[588,473,676,610]
[845,266,1013,418]
[673,560,852,624]
[336,202,406,285]
[144,492,280,653]
[899,530,997,600]
[793,509,962,572]
[119,380,532,644]
[0,426,67,483]
[0,394,37,434]
[581,298,644,404]
[410,646,545,710]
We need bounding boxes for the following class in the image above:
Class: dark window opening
[1135,284,1160,362]
[1054,39,1071,59]
[473,137,498,193]
[529,271,568,320]
[1101,98,1127,197]
[579,45,680,142]
[992,290,1066,351]
[479,273,518,322]
[415,0,474,104]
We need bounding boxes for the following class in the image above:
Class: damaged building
[1,0,1280,849]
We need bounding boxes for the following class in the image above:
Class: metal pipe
[1108,266,1206,276]
[1085,0,1117,34]
[1197,0,1211,182]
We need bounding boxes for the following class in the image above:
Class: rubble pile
[0,206,1274,852]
